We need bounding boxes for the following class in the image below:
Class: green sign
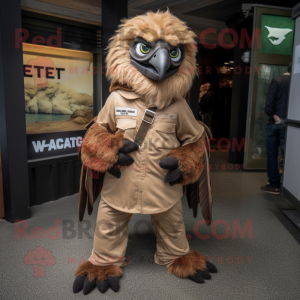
[260,14,294,55]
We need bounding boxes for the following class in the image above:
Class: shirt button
[142,162,145,165]
[141,177,144,180]
[140,190,143,193]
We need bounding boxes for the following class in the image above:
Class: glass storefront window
[244,7,292,169]
[252,64,288,160]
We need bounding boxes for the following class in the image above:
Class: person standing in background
[199,83,214,130]
[261,64,291,195]
[199,84,205,100]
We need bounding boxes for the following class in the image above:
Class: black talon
[159,156,183,186]
[108,140,138,178]
[108,276,120,292]
[73,274,86,293]
[82,277,96,295]
[206,261,218,273]
[108,167,121,178]
[119,139,139,154]
[197,269,211,280]
[117,152,134,165]
[159,156,178,169]
[96,279,109,293]
[188,271,205,283]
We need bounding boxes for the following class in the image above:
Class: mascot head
[106,10,197,109]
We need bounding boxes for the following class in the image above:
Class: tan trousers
[89,198,190,268]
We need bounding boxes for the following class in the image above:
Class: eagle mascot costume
[73,10,217,295]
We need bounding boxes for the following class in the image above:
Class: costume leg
[151,199,190,268]
[73,198,132,294]
[151,199,217,284]
[90,198,132,266]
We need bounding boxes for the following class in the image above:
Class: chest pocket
[155,122,179,149]
[116,118,137,141]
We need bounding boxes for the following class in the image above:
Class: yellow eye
[170,49,179,58]
[140,44,150,54]
[169,48,181,62]
[136,42,150,56]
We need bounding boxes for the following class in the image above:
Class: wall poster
[23,44,94,160]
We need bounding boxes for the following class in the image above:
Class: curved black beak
[149,48,170,81]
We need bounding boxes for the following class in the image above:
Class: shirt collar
[116,89,140,100]
[109,82,140,100]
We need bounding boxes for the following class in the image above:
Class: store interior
[199,53,234,140]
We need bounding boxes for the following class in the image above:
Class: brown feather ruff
[168,251,207,278]
[109,82,133,93]
[75,261,123,282]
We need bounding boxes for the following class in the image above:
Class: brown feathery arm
[166,132,206,185]
[81,123,124,172]
[78,122,123,221]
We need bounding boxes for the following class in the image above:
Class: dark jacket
[264,74,290,120]
[199,92,214,114]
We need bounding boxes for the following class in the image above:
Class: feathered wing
[78,118,117,221]
[78,165,104,222]
[185,121,213,225]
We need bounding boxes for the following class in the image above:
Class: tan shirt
[97,90,204,214]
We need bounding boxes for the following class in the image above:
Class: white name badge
[115,107,137,116]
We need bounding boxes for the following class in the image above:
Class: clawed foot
[168,251,218,284]
[188,261,217,283]
[73,262,122,295]
[73,274,120,294]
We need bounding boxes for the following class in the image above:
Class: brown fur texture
[109,82,132,93]
[81,123,124,172]
[106,10,197,110]
[75,261,123,282]
[166,131,206,185]
[168,251,207,278]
